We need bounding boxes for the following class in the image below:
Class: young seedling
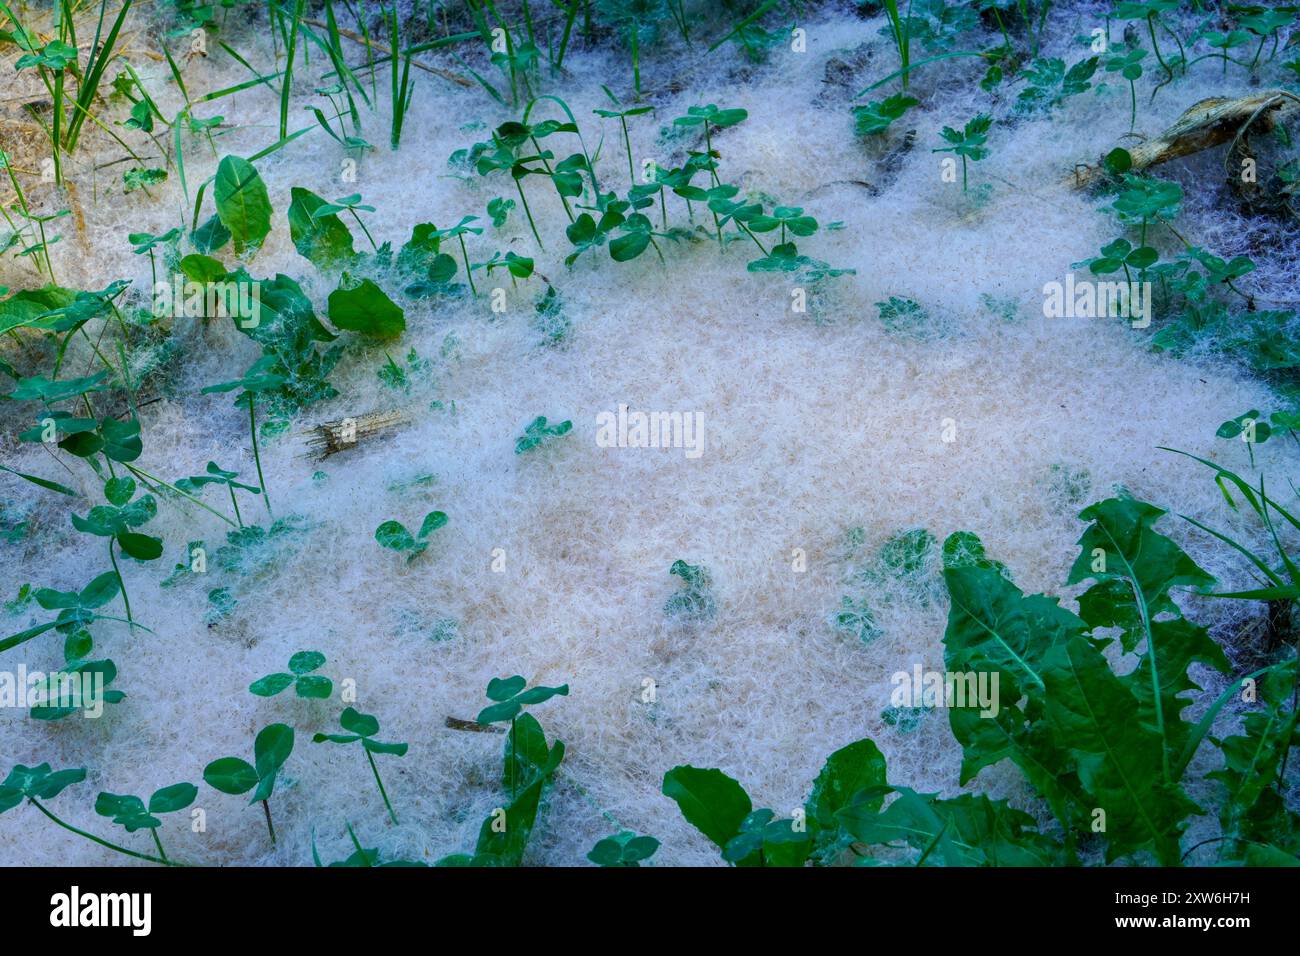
[852,94,919,136]
[313,707,408,824]
[70,477,163,624]
[203,723,295,845]
[672,105,748,190]
[375,511,448,561]
[428,217,485,295]
[95,783,198,863]
[475,675,569,799]
[128,229,182,287]
[1105,47,1147,132]
[664,559,716,619]
[587,830,660,867]
[1016,56,1098,112]
[313,194,379,251]
[933,114,992,193]
[1,763,170,865]
[1112,175,1182,249]
[1216,411,1271,468]
[594,87,654,188]
[201,355,287,517]
[515,415,572,453]
[250,650,334,699]
[176,462,262,528]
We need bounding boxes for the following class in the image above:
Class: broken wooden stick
[1066,90,1300,190]
[301,409,408,460]
[444,716,505,734]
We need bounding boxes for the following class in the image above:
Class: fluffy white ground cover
[1,1,1297,865]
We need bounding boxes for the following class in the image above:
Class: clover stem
[262,799,277,844]
[620,115,635,187]
[659,187,667,230]
[29,798,171,865]
[1128,79,1136,133]
[108,539,132,625]
[458,234,478,295]
[248,396,272,517]
[962,156,968,193]
[151,828,169,862]
[510,717,518,801]
[516,180,545,251]
[365,749,399,825]
[349,209,378,251]
[228,483,244,528]
[1146,15,1171,80]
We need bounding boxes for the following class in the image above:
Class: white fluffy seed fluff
[1,2,1297,865]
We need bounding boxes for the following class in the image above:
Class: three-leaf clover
[313,707,408,824]
[515,416,572,454]
[203,724,295,843]
[476,675,570,724]
[587,830,661,867]
[250,651,333,698]
[95,783,197,833]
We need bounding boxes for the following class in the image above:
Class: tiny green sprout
[1217,410,1272,468]
[831,595,880,643]
[480,250,535,281]
[313,707,408,825]
[1,762,170,865]
[313,822,426,867]
[1,572,125,655]
[1016,56,1098,112]
[1077,238,1158,285]
[476,675,570,801]
[375,511,448,561]
[69,478,161,625]
[202,355,285,518]
[123,167,166,194]
[177,462,261,528]
[588,830,660,867]
[95,783,197,862]
[748,206,819,246]
[128,229,181,286]
[515,416,572,453]
[1105,47,1147,132]
[31,638,125,721]
[664,559,716,619]
[314,194,379,251]
[933,114,992,193]
[488,197,515,228]
[425,216,484,295]
[1205,29,1252,77]
[852,94,919,136]
[1112,174,1181,248]
[595,86,655,187]
[250,650,333,699]
[203,723,295,844]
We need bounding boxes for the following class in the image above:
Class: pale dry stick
[1066,90,1300,190]
[300,17,473,88]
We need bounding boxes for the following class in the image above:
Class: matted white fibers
[1,2,1297,865]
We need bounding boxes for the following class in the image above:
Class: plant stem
[516,180,544,251]
[247,397,272,517]
[228,483,244,528]
[365,749,398,825]
[262,799,277,844]
[620,115,635,187]
[108,539,132,625]
[150,827,169,862]
[458,234,478,294]
[29,798,171,865]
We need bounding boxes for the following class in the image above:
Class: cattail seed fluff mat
[1,3,1297,865]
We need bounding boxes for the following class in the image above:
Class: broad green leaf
[662,765,752,850]
[214,155,272,256]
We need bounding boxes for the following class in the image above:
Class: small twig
[444,716,505,734]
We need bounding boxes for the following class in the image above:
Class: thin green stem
[247,397,271,516]
[365,749,398,825]
[108,539,132,624]
[30,798,171,865]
